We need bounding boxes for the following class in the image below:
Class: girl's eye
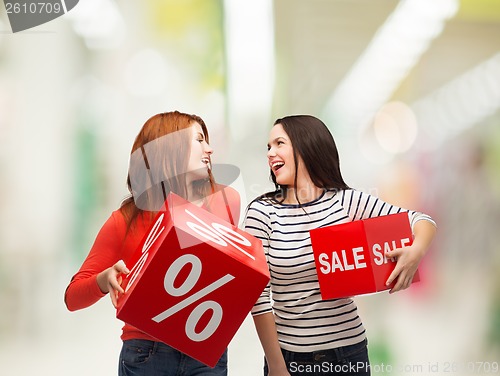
[277,141,284,145]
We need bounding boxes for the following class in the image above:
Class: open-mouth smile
[271,161,284,172]
[201,157,211,170]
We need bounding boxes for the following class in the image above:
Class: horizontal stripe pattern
[244,188,436,352]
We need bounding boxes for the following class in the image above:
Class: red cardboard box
[116,193,270,367]
[310,212,418,299]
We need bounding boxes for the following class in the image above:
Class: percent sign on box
[117,193,270,367]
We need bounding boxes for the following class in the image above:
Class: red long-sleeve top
[65,187,240,342]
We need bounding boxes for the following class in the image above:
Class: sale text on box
[310,212,418,299]
[116,193,270,367]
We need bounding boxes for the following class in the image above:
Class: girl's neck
[284,185,323,204]
[283,161,324,204]
[187,190,205,207]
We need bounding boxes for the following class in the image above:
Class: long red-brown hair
[121,111,215,227]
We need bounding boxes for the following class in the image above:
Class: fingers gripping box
[310,212,419,300]
[116,193,270,367]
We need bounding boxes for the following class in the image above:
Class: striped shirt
[244,188,435,352]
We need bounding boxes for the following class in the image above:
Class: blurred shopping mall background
[0,0,499,374]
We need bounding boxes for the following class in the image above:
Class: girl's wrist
[410,242,427,259]
[96,270,109,294]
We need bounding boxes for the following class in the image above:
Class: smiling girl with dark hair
[244,115,436,376]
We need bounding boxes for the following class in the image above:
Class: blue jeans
[119,339,228,376]
[264,339,370,376]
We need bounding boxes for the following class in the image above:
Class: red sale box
[310,212,419,299]
[116,193,270,367]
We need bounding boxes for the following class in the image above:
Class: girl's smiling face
[187,122,213,183]
[267,123,297,186]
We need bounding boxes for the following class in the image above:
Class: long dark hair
[264,115,349,204]
[121,111,215,228]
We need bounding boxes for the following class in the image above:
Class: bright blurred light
[124,49,170,97]
[358,101,418,164]
[412,52,500,148]
[372,101,418,154]
[67,0,125,49]
[322,0,459,135]
[223,0,275,141]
